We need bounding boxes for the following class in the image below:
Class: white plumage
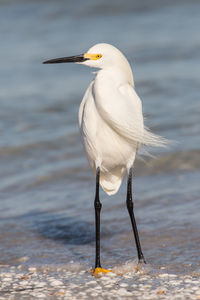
[78,43,165,195]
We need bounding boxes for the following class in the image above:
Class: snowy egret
[43,43,166,275]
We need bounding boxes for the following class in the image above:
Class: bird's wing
[94,83,144,144]
[78,81,94,128]
[94,82,167,147]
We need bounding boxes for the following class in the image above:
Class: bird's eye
[96,54,102,60]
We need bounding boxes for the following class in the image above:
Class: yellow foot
[90,267,112,276]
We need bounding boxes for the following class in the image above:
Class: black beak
[43,54,88,64]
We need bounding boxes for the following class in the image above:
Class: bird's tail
[100,167,125,195]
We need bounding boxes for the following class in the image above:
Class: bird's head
[43,43,134,85]
[43,43,131,70]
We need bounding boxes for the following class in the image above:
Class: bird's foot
[139,257,146,264]
[136,258,146,272]
[90,267,112,276]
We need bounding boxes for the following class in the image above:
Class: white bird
[43,43,166,275]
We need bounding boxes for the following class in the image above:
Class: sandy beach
[1,262,200,299]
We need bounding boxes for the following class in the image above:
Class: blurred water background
[0,0,200,275]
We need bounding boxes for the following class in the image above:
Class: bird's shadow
[33,212,95,245]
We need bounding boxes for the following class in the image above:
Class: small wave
[112,259,150,275]
[0,149,199,192]
[135,149,200,176]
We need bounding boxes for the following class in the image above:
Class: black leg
[94,167,102,268]
[126,168,146,263]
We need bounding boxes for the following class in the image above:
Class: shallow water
[0,0,200,280]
